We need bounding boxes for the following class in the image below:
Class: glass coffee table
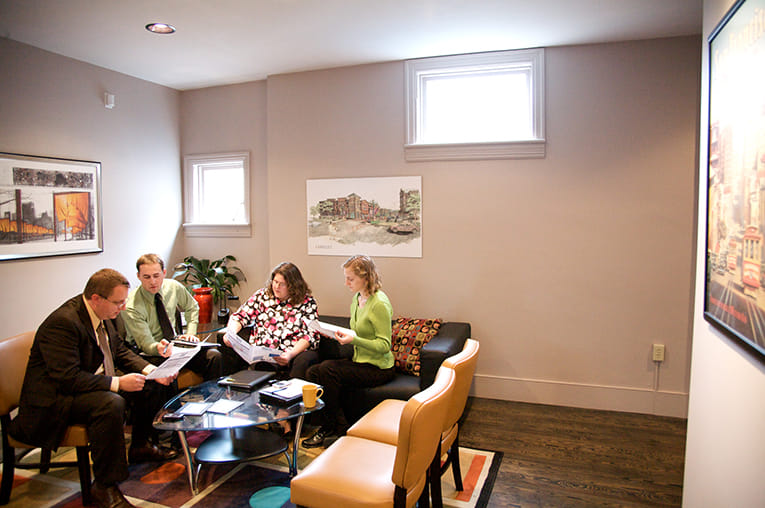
[153,379,324,494]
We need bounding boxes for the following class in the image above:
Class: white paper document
[207,399,245,414]
[303,318,356,339]
[225,331,281,364]
[177,401,211,416]
[146,344,200,380]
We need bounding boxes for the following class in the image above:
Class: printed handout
[303,318,356,339]
[146,344,200,380]
[224,331,281,364]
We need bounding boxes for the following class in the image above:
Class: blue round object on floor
[249,486,291,507]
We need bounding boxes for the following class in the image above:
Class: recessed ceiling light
[145,23,176,34]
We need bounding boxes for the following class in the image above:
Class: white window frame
[405,48,545,161]
[182,151,251,238]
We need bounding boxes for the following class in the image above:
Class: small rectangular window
[405,48,545,161]
[183,152,251,237]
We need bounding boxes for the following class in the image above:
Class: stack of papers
[259,378,316,406]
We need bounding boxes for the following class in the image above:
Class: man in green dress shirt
[122,253,221,380]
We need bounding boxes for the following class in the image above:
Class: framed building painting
[307,176,422,258]
[703,0,765,360]
[0,153,103,261]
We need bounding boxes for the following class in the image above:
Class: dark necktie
[96,323,115,376]
[155,292,175,340]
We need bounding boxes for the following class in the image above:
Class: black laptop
[217,369,275,391]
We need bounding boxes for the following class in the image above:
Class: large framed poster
[0,152,103,261]
[307,176,422,258]
[704,0,765,360]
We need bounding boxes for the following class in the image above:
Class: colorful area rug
[4,432,501,508]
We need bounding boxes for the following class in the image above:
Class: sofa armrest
[419,322,471,389]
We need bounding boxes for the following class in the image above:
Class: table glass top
[153,379,324,432]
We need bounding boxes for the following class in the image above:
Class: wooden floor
[459,397,687,507]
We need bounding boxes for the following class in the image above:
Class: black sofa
[317,315,471,423]
[219,315,471,423]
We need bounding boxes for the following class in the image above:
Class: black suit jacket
[10,294,149,450]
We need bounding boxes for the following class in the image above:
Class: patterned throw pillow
[391,317,442,376]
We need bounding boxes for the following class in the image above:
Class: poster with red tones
[0,152,102,261]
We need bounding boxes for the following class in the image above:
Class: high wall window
[183,152,250,237]
[405,48,545,161]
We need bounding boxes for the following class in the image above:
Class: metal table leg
[177,431,200,495]
[289,414,305,476]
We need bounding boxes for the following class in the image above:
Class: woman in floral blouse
[224,262,319,379]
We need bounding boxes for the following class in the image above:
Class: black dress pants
[68,381,168,486]
[306,359,395,430]
[68,391,127,485]
[185,347,222,380]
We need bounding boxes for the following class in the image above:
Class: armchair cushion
[290,436,402,508]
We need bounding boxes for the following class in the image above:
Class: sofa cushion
[391,317,442,376]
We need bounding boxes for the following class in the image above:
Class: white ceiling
[0,0,702,91]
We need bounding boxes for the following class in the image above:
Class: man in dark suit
[10,269,179,508]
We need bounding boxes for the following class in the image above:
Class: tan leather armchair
[0,331,91,505]
[346,339,480,508]
[290,366,456,508]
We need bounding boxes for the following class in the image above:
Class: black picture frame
[704,0,765,361]
[0,152,103,261]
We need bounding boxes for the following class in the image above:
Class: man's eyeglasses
[99,294,126,307]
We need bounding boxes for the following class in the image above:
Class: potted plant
[172,255,246,324]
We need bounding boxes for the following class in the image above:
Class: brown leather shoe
[91,482,134,508]
[128,443,179,464]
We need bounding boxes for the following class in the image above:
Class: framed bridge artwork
[0,152,103,261]
[307,176,422,258]
[703,0,765,361]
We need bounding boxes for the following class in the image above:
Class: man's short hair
[136,253,165,271]
[83,269,130,299]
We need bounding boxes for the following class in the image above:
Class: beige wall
[683,0,765,505]
[177,81,271,301]
[264,37,700,417]
[0,38,180,338]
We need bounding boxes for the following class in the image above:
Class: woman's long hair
[264,262,312,305]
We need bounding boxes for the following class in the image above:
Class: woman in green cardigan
[302,254,395,448]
